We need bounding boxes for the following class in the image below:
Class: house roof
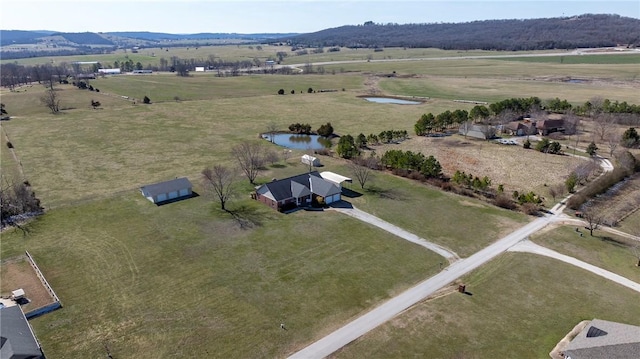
[537,119,564,129]
[564,319,640,359]
[259,172,322,202]
[257,171,341,202]
[0,306,42,359]
[140,177,192,197]
[291,181,311,198]
[310,175,341,197]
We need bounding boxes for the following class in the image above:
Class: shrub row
[567,152,639,209]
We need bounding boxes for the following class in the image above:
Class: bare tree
[232,142,265,184]
[349,156,378,189]
[266,122,278,143]
[588,96,604,118]
[564,111,580,136]
[606,132,620,158]
[264,149,279,165]
[480,122,496,140]
[282,149,292,163]
[460,120,472,138]
[582,205,602,236]
[202,165,236,210]
[592,113,616,141]
[40,88,60,113]
[0,176,43,228]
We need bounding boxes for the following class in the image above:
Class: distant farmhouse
[254,171,349,211]
[140,177,193,204]
[503,114,565,136]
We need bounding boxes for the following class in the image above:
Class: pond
[262,133,332,150]
[363,97,421,105]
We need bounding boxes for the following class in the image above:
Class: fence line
[24,251,62,315]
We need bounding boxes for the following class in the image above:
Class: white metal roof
[320,171,352,184]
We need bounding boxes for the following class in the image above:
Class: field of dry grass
[0,256,56,312]
[376,135,586,195]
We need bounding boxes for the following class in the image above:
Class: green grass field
[332,253,640,358]
[496,53,640,65]
[1,49,638,358]
[531,226,640,282]
[0,192,443,358]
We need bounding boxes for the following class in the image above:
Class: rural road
[329,206,459,262]
[291,157,634,359]
[282,48,639,72]
[288,208,561,359]
[508,239,640,293]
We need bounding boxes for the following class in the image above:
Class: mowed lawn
[531,225,640,282]
[331,252,640,359]
[0,192,443,358]
[330,167,528,258]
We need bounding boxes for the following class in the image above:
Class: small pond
[363,97,421,105]
[262,133,332,150]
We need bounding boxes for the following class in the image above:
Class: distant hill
[55,32,114,45]
[280,14,640,50]
[0,30,55,46]
[105,31,298,41]
[0,30,298,60]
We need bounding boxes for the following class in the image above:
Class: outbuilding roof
[140,177,192,197]
[320,171,352,185]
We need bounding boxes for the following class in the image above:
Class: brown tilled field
[375,135,587,195]
[0,256,56,312]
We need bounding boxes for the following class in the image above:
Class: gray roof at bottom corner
[140,177,192,197]
[0,306,42,359]
[564,319,640,359]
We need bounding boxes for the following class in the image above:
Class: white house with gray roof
[255,171,342,211]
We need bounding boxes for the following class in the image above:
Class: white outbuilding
[140,177,193,204]
[301,154,321,167]
[320,171,352,189]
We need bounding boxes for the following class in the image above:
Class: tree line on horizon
[282,14,640,51]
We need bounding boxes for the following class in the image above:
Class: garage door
[168,191,179,199]
[179,188,190,196]
[157,193,167,202]
[331,194,341,203]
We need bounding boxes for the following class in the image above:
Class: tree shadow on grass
[225,204,267,230]
[365,186,406,200]
[341,187,362,198]
[597,235,629,248]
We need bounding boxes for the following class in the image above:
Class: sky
[2,0,639,34]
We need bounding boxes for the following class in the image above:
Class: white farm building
[98,68,121,75]
[140,177,193,204]
[301,154,321,167]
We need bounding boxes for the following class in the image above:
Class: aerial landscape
[1,1,640,358]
